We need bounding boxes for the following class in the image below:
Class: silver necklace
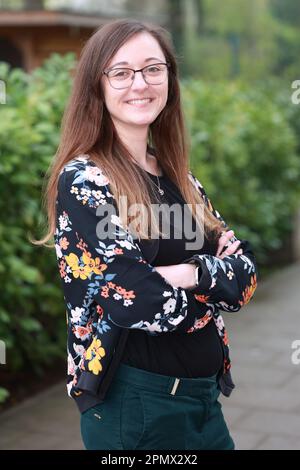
[131,154,165,195]
[153,175,164,196]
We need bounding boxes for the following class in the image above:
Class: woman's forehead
[108,33,165,67]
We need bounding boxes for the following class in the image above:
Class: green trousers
[80,363,235,450]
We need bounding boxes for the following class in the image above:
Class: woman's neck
[112,122,163,176]
[144,152,163,176]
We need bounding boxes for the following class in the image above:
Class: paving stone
[223,384,300,412]
[229,429,267,450]
[255,435,300,450]
[228,363,292,388]
[234,409,300,438]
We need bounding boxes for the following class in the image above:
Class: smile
[126,98,153,106]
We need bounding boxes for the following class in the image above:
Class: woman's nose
[130,71,149,90]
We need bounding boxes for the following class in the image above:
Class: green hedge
[0,54,75,404]
[0,54,299,404]
[182,78,300,264]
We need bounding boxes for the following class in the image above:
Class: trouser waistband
[114,363,219,401]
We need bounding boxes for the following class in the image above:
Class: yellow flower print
[85,338,106,375]
[65,253,92,280]
[82,252,107,275]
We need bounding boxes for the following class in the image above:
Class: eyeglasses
[102,62,170,89]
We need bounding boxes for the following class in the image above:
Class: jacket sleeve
[55,163,192,336]
[183,171,258,312]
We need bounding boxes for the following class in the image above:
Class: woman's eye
[147,67,159,73]
[111,70,130,78]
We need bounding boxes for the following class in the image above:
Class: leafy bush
[0,54,75,403]
[181,78,300,264]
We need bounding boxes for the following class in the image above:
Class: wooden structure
[0,10,112,71]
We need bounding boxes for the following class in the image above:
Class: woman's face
[102,32,169,130]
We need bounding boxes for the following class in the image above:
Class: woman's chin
[125,117,154,127]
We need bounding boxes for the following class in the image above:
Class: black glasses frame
[102,62,171,89]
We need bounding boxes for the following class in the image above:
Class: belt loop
[170,378,180,395]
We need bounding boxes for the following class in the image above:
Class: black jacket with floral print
[54,155,258,413]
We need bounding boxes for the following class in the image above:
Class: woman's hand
[155,229,244,288]
[155,263,196,289]
[216,230,243,260]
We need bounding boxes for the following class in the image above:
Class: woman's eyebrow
[109,57,165,68]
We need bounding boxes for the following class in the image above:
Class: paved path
[0,262,299,450]
[220,261,300,450]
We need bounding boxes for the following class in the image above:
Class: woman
[40,18,258,450]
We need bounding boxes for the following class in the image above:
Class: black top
[121,170,224,377]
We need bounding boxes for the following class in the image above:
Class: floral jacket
[54,155,258,413]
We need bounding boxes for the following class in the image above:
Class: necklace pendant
[158,188,164,195]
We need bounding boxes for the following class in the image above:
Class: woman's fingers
[215,227,244,259]
[218,240,242,259]
[216,230,235,257]
[215,230,234,257]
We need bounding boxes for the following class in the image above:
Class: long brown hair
[34,17,223,246]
